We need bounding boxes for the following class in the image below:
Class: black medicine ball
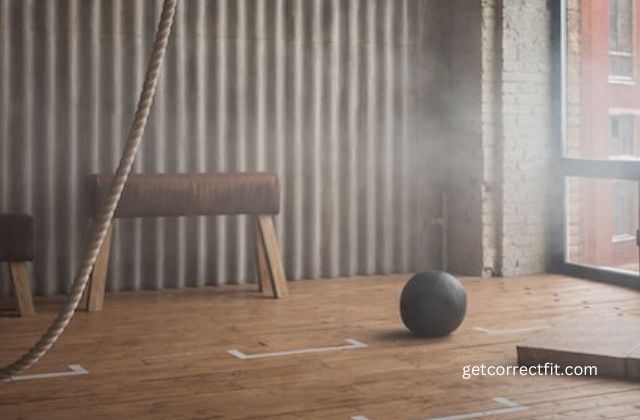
[400,270,467,337]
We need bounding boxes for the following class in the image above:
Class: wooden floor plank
[1,274,639,419]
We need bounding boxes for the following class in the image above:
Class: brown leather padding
[0,214,35,261]
[89,172,280,218]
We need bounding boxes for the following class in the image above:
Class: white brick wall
[499,0,553,275]
[448,0,554,277]
[478,0,554,276]
[481,0,502,276]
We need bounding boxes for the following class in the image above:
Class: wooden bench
[85,172,288,311]
[0,214,36,317]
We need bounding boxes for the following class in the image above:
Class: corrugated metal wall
[0,0,450,296]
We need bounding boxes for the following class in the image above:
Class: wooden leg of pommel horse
[255,215,289,298]
[255,221,273,297]
[86,224,114,312]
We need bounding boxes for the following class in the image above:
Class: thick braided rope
[1,0,179,378]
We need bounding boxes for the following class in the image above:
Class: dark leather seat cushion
[0,214,35,261]
[88,172,280,218]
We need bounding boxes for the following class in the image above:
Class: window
[613,181,638,240]
[610,114,635,157]
[566,177,638,271]
[609,0,634,81]
[563,0,640,283]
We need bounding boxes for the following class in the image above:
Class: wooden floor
[1,274,640,419]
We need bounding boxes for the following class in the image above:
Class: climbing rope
[1,0,179,378]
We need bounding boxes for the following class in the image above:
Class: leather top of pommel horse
[88,172,280,218]
[0,214,35,262]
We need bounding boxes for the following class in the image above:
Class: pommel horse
[85,172,288,311]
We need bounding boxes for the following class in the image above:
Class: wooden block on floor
[517,313,640,379]
[624,343,640,380]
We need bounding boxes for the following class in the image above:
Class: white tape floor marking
[473,325,550,335]
[228,338,367,360]
[351,416,370,420]
[426,397,527,420]
[2,364,89,382]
